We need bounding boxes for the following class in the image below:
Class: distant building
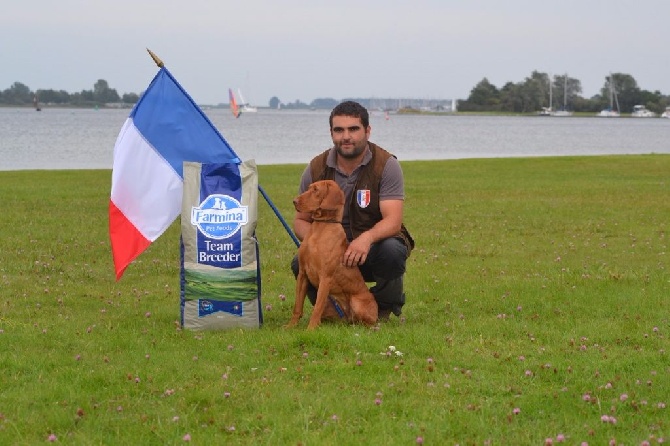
[363,97,457,112]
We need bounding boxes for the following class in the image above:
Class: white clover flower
[395,351,403,357]
[388,346,396,352]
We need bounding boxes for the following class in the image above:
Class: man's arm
[343,199,403,267]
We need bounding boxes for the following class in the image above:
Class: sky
[2,0,668,106]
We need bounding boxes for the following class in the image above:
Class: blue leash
[328,296,345,318]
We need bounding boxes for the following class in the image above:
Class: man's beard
[335,143,365,159]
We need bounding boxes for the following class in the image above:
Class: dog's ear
[319,181,344,210]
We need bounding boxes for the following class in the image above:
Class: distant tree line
[458,71,669,114]
[3,72,668,113]
[0,79,139,107]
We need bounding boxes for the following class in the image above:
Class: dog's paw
[284,318,301,329]
[306,321,322,330]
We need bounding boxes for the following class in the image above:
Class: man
[291,101,414,320]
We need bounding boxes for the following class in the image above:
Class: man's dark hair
[329,101,370,128]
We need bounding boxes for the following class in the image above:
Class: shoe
[377,309,391,322]
[377,308,396,322]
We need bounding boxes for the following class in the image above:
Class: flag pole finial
[146,48,164,68]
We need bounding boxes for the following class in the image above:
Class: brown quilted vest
[309,142,415,256]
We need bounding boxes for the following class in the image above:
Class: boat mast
[608,73,620,112]
[610,75,614,109]
[612,74,620,113]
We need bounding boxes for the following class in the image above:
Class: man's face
[330,115,371,160]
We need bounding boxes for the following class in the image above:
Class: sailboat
[552,74,573,117]
[229,88,241,118]
[538,75,554,116]
[33,95,41,112]
[597,74,620,117]
[237,88,257,113]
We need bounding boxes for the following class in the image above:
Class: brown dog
[287,180,378,329]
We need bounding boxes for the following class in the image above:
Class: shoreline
[3,104,668,118]
[1,153,669,174]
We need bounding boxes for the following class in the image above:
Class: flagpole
[144,49,300,248]
[147,48,164,68]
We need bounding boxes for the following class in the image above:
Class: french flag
[109,67,240,280]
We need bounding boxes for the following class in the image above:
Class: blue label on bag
[192,163,247,268]
[191,194,248,239]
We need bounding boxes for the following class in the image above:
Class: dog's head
[293,180,345,220]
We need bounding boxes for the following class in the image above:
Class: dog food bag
[180,161,262,330]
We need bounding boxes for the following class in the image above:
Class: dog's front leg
[307,278,332,330]
[286,270,309,328]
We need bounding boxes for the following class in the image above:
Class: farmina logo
[191,194,248,239]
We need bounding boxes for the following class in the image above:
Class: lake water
[0,107,668,171]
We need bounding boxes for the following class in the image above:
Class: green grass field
[0,155,668,445]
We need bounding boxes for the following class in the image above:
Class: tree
[268,96,281,109]
[3,82,32,105]
[572,95,599,113]
[638,89,664,114]
[599,73,639,113]
[122,92,140,104]
[614,73,638,113]
[553,74,582,111]
[310,97,339,110]
[93,79,120,103]
[77,90,95,104]
[36,89,71,104]
[520,71,549,113]
[460,78,500,111]
[283,99,309,110]
[499,82,523,113]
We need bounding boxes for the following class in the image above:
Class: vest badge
[356,189,371,208]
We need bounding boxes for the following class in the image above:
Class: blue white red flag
[109,67,241,280]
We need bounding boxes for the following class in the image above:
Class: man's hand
[343,232,373,267]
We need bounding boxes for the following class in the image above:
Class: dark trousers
[291,236,407,315]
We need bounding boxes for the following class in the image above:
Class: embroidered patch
[356,189,371,208]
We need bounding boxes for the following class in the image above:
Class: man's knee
[368,237,407,279]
